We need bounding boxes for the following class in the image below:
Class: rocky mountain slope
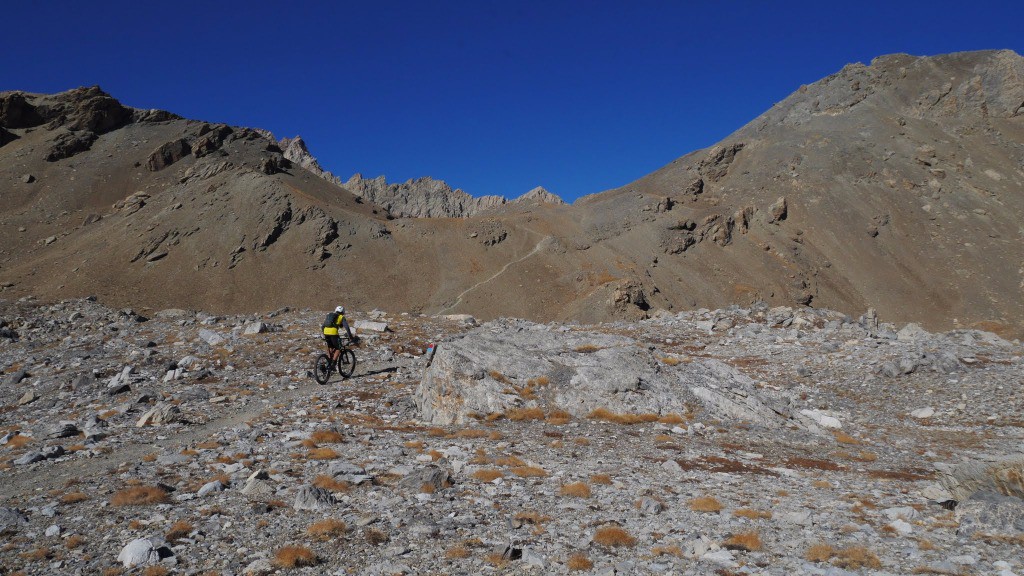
[1,50,1022,337]
[342,175,564,218]
[0,298,1021,574]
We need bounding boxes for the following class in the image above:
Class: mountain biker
[322,305,358,362]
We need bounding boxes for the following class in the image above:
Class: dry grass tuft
[365,527,389,545]
[546,409,573,425]
[559,482,592,498]
[273,545,317,568]
[917,538,937,551]
[733,508,772,520]
[111,486,169,506]
[195,441,221,450]
[65,535,86,549]
[445,546,471,558]
[495,455,526,467]
[306,447,339,460]
[651,545,684,557]
[658,413,687,425]
[567,553,594,570]
[587,408,659,425]
[5,434,31,449]
[833,546,881,570]
[514,511,551,525]
[805,542,835,562]
[724,531,762,552]
[310,430,345,444]
[312,475,351,493]
[471,469,504,482]
[142,567,169,576]
[689,496,723,513]
[833,430,861,444]
[507,407,545,421]
[574,344,602,353]
[590,473,613,485]
[594,525,637,547]
[307,518,347,541]
[166,520,193,542]
[661,356,681,366]
[60,492,89,504]
[511,465,548,477]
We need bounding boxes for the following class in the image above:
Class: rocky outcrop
[146,138,191,171]
[280,135,342,185]
[344,174,507,218]
[514,186,565,205]
[415,318,819,432]
[924,452,1024,503]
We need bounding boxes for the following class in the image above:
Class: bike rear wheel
[313,354,332,384]
[337,349,356,379]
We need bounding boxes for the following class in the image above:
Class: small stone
[911,407,935,419]
[243,321,268,335]
[198,329,225,346]
[197,480,224,496]
[117,538,159,568]
[293,486,336,510]
[45,525,60,537]
[17,390,37,405]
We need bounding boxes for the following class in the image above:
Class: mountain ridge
[1,49,1021,337]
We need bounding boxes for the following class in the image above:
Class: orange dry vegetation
[833,430,861,444]
[689,496,723,513]
[165,520,193,541]
[471,469,503,482]
[310,430,345,444]
[307,447,339,460]
[495,455,526,467]
[5,434,31,449]
[594,526,637,547]
[805,543,836,562]
[546,409,572,425]
[559,482,591,498]
[111,486,169,506]
[833,546,881,569]
[273,545,317,568]
[660,356,681,366]
[65,535,86,549]
[60,492,89,504]
[724,531,763,551]
[511,466,548,477]
[590,473,613,485]
[312,475,351,493]
[652,545,683,557]
[567,553,594,570]
[658,413,687,425]
[733,508,772,520]
[445,546,471,558]
[587,408,659,425]
[307,519,347,541]
[507,407,545,421]
[142,567,169,576]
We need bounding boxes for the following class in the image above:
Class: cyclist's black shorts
[324,335,340,350]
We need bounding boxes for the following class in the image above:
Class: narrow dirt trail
[439,234,554,314]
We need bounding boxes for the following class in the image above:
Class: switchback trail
[439,235,554,314]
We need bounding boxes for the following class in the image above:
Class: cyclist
[322,305,358,362]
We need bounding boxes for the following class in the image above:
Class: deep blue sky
[4,1,1022,201]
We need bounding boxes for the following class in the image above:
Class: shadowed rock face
[1,50,1023,337]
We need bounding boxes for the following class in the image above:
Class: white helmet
[335,305,345,314]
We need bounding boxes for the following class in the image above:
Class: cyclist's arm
[341,317,355,340]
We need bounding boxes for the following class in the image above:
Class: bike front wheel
[313,354,332,384]
[337,349,356,379]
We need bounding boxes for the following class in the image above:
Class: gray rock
[17,390,37,405]
[399,465,450,493]
[117,537,160,567]
[4,368,28,386]
[243,321,268,335]
[931,452,1024,501]
[136,402,181,427]
[46,421,80,439]
[897,323,930,342]
[293,486,336,510]
[354,320,389,333]
[198,329,225,346]
[197,480,225,496]
[0,507,28,531]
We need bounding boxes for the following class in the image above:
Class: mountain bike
[313,336,357,384]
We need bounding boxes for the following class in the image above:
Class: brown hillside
[1,50,1022,337]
